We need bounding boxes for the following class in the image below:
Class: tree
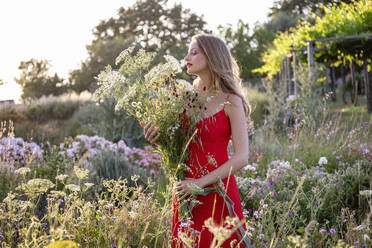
[70,0,209,93]
[269,0,354,16]
[69,37,134,93]
[218,20,275,83]
[15,59,66,100]
[256,0,372,76]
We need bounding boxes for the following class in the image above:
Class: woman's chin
[186,68,197,75]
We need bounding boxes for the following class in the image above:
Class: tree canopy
[218,20,275,82]
[256,0,372,76]
[15,59,67,100]
[269,0,354,16]
[69,0,209,93]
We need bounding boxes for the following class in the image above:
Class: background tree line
[15,0,355,100]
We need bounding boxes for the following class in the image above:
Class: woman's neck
[196,71,214,96]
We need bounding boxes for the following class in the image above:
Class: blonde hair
[192,33,251,116]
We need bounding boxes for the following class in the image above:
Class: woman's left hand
[174,178,203,202]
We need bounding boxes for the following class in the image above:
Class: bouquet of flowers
[94,47,204,180]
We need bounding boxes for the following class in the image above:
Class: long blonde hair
[192,33,251,116]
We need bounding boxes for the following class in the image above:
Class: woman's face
[184,41,208,75]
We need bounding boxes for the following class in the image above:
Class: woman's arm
[197,94,249,188]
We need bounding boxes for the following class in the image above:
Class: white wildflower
[129,211,138,219]
[50,190,66,197]
[115,46,134,65]
[280,161,291,169]
[353,224,366,231]
[17,179,55,193]
[65,184,81,192]
[3,192,16,203]
[56,174,69,181]
[14,167,31,176]
[359,190,372,197]
[363,234,370,241]
[176,79,193,90]
[318,157,328,166]
[286,94,297,103]
[164,55,182,73]
[243,164,256,171]
[84,183,94,189]
[74,166,89,180]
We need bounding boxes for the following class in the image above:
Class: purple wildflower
[273,192,277,197]
[111,244,117,248]
[329,228,336,234]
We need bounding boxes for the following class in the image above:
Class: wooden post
[308,40,315,81]
[364,56,372,113]
[331,66,337,101]
[350,60,357,105]
[326,64,332,98]
[341,63,347,104]
[292,50,299,95]
[286,55,292,95]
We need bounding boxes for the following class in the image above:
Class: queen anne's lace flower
[14,167,31,176]
[65,184,81,192]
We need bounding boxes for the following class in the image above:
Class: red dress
[171,105,247,248]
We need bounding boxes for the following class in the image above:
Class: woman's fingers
[150,132,160,144]
[143,122,159,143]
[179,192,191,202]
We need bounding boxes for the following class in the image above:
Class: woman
[143,33,251,248]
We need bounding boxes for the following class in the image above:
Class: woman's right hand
[142,122,160,145]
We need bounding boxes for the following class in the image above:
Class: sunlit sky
[0,0,274,102]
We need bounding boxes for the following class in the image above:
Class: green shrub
[0,104,25,122]
[237,159,371,247]
[67,99,147,148]
[23,96,83,122]
[242,86,268,127]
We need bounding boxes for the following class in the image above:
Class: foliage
[67,100,147,148]
[69,0,209,93]
[15,59,67,100]
[69,37,134,93]
[92,0,207,57]
[94,47,204,180]
[218,20,275,82]
[0,172,172,247]
[92,98,147,147]
[261,64,329,132]
[238,159,371,247]
[270,0,354,16]
[241,86,269,127]
[256,0,372,76]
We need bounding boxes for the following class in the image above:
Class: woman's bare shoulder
[225,93,243,107]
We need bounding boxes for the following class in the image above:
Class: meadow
[0,77,371,248]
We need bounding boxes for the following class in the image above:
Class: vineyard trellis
[278,33,372,113]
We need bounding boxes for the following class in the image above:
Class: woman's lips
[186,63,192,67]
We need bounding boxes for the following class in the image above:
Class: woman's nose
[184,54,190,61]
